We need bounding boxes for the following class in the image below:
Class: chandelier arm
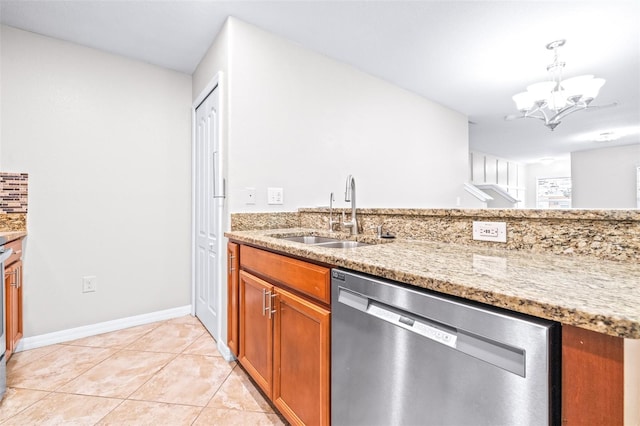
[524,107,551,125]
[549,104,585,124]
[520,113,549,124]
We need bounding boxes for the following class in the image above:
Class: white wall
[524,157,572,208]
[220,17,468,212]
[190,17,468,348]
[572,144,640,208]
[0,26,193,336]
[192,19,229,101]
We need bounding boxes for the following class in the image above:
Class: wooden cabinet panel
[7,261,23,356]
[4,239,22,266]
[240,245,330,304]
[5,238,23,360]
[273,286,330,426]
[239,270,273,398]
[227,242,239,357]
[562,324,624,425]
[232,243,332,426]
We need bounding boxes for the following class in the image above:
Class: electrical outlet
[267,187,284,205]
[82,276,97,293]
[472,221,507,243]
[244,187,256,205]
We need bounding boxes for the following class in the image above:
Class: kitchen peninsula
[227,207,640,425]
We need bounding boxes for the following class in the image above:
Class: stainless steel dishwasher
[331,269,560,426]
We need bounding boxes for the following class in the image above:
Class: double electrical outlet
[472,221,507,243]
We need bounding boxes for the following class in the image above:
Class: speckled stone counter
[299,208,640,263]
[0,213,27,232]
[226,228,640,339]
[0,230,27,243]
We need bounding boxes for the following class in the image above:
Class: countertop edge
[1,231,27,243]
[226,229,640,340]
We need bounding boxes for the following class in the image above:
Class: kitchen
[1,1,639,425]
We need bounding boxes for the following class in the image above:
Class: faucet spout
[343,175,358,235]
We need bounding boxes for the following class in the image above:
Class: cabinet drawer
[4,238,23,266]
[240,245,330,304]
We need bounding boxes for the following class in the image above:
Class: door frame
[191,71,233,360]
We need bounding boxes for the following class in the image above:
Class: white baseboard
[216,340,236,362]
[16,305,192,352]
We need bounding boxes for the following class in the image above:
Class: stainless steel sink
[316,241,370,248]
[276,235,370,248]
[280,236,341,244]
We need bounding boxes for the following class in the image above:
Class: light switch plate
[267,187,284,205]
[472,221,507,243]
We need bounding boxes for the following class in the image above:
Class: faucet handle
[369,224,383,238]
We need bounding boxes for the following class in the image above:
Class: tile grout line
[189,362,238,425]
[119,318,208,402]
[121,351,182,401]
[0,389,53,424]
[2,315,283,424]
[66,319,188,424]
[120,320,211,425]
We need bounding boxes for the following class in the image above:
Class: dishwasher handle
[337,285,526,377]
[337,286,458,348]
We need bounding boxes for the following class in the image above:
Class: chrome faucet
[343,175,358,235]
[328,192,339,231]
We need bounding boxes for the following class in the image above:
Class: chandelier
[512,39,605,130]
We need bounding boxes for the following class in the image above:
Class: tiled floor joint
[1,315,286,425]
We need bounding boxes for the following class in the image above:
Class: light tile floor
[0,315,286,425]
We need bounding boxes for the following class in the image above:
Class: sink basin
[280,236,341,244]
[316,241,370,249]
[276,235,371,248]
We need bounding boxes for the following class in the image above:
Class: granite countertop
[0,230,27,244]
[226,228,640,339]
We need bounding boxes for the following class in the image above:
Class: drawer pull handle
[268,293,277,319]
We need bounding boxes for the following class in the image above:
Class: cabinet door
[562,325,623,424]
[273,286,330,426]
[5,260,23,358]
[227,242,239,357]
[239,270,273,398]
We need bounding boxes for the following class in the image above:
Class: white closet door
[194,86,223,340]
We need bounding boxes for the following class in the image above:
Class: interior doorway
[193,83,224,343]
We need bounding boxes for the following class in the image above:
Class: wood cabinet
[239,270,273,396]
[273,285,330,426]
[227,242,239,357]
[228,240,635,425]
[561,324,624,425]
[233,244,330,426]
[4,237,24,359]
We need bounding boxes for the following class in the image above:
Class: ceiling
[1,0,638,163]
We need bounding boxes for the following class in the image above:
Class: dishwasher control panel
[364,297,458,349]
[336,284,458,349]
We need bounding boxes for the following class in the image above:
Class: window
[536,177,572,209]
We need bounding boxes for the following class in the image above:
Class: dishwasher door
[331,269,560,426]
